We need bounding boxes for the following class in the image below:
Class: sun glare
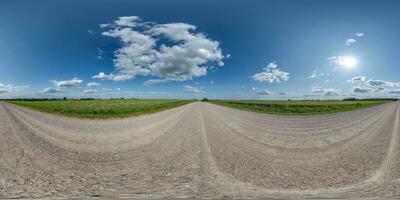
[339,56,358,69]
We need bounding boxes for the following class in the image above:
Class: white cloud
[256,89,273,95]
[183,85,204,93]
[97,48,104,59]
[328,56,344,66]
[87,82,101,87]
[41,87,63,94]
[348,76,366,84]
[375,87,385,92]
[345,38,356,46]
[355,33,364,37]
[52,78,83,88]
[311,87,327,94]
[0,83,29,94]
[210,80,214,84]
[367,79,387,87]
[114,16,140,27]
[143,79,169,86]
[348,76,400,95]
[251,62,289,83]
[308,69,328,79]
[358,79,400,89]
[81,89,98,94]
[353,87,371,93]
[311,87,340,97]
[388,91,400,95]
[93,16,224,84]
[365,79,400,88]
[308,70,318,79]
[278,92,287,95]
[324,91,339,97]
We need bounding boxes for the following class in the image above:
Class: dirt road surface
[1,101,399,199]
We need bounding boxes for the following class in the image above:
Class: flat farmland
[210,100,388,115]
[8,99,193,119]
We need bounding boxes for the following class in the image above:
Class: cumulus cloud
[328,56,350,66]
[348,76,400,95]
[353,87,371,93]
[375,87,385,92]
[143,79,169,86]
[251,62,289,83]
[355,33,364,37]
[0,83,29,94]
[388,91,400,95]
[308,69,329,79]
[87,82,101,87]
[311,87,340,97]
[41,87,63,94]
[115,16,140,27]
[345,38,356,46]
[183,85,204,93]
[97,48,104,59]
[93,16,224,84]
[367,79,386,86]
[52,78,83,88]
[324,91,339,97]
[81,89,98,94]
[256,89,273,95]
[356,78,400,89]
[308,70,318,79]
[344,33,363,46]
[348,76,366,84]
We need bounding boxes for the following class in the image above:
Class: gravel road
[0,101,399,199]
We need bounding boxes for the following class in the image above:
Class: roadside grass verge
[210,100,390,115]
[7,99,194,119]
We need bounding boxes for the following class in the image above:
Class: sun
[338,56,358,69]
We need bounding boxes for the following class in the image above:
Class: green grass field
[210,100,390,115]
[8,99,193,119]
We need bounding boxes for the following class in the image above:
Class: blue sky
[1,0,400,99]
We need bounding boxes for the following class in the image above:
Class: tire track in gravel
[0,101,399,199]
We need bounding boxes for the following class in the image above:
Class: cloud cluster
[183,85,204,93]
[344,32,364,46]
[51,78,83,88]
[251,62,289,83]
[41,87,63,94]
[93,16,225,84]
[349,76,400,95]
[87,82,101,87]
[353,87,370,93]
[308,69,329,79]
[311,87,340,97]
[81,89,98,94]
[345,38,356,46]
[38,78,83,95]
[355,33,364,37]
[348,76,366,84]
[256,89,273,95]
[0,83,29,94]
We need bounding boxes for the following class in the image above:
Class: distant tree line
[2,97,128,101]
[343,98,398,101]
